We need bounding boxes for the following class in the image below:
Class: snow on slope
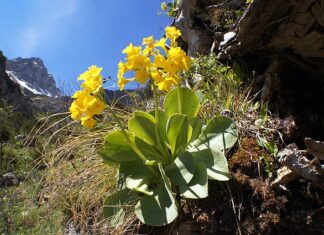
[6,70,54,97]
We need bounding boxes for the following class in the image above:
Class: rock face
[1,52,69,114]
[177,0,324,141]
[6,57,61,97]
[0,51,32,115]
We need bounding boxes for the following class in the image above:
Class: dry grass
[25,106,140,234]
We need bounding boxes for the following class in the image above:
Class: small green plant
[99,87,238,226]
[70,26,238,226]
[254,102,269,127]
[256,135,278,175]
[160,1,180,17]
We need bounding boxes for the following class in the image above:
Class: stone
[0,172,19,187]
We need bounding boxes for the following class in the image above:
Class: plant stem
[152,84,170,162]
[177,84,183,114]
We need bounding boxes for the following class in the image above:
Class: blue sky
[0,0,169,92]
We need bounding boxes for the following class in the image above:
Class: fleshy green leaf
[98,130,162,163]
[134,184,178,226]
[128,111,156,145]
[167,113,189,156]
[134,164,178,226]
[179,162,208,199]
[192,149,231,181]
[191,116,238,151]
[134,137,164,162]
[189,117,203,143]
[165,151,195,186]
[149,109,169,144]
[103,188,138,218]
[165,87,200,118]
[119,160,157,195]
[98,130,138,163]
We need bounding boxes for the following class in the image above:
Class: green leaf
[167,114,189,156]
[192,149,231,181]
[98,130,138,163]
[126,178,154,195]
[134,164,178,226]
[189,117,203,143]
[149,109,169,144]
[179,163,208,199]
[128,111,156,145]
[119,160,157,195]
[134,137,164,162]
[98,130,162,163]
[158,163,174,193]
[191,116,238,151]
[134,184,178,226]
[103,188,138,218]
[165,87,200,118]
[165,151,195,186]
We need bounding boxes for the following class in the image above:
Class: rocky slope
[0,51,32,115]
[6,57,61,97]
[0,52,69,113]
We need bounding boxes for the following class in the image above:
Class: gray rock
[6,57,61,97]
[0,172,19,187]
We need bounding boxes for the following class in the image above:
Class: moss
[0,180,64,234]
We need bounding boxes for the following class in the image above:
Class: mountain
[0,51,32,115]
[6,57,61,97]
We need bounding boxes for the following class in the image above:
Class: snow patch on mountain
[6,57,61,97]
[6,70,49,96]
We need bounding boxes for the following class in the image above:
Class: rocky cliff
[6,57,61,97]
[176,0,324,141]
[0,51,32,115]
[0,52,69,114]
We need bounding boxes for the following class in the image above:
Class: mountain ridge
[6,57,61,97]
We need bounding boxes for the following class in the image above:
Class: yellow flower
[81,116,97,129]
[78,65,102,81]
[69,78,105,128]
[70,90,87,120]
[161,2,167,11]
[154,37,168,54]
[165,26,181,47]
[142,36,155,55]
[118,77,129,91]
[135,70,149,84]
[117,27,191,92]
[164,59,181,74]
[164,47,192,74]
[154,54,167,69]
[155,74,179,91]
[78,65,103,93]
[122,43,141,58]
[126,54,150,70]
[70,101,83,120]
[84,95,105,117]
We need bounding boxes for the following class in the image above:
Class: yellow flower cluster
[70,66,106,128]
[118,26,191,91]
